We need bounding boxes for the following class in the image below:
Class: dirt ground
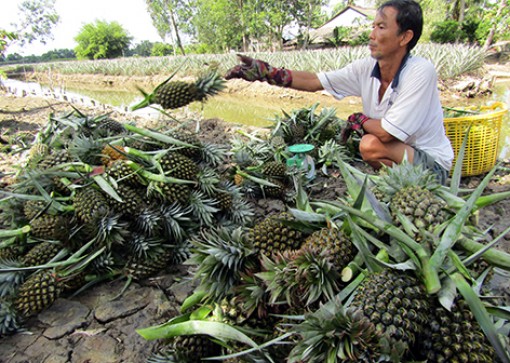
[1,70,510,362]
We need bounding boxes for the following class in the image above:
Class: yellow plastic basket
[444,102,507,177]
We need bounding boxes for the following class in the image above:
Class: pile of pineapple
[1,99,509,363]
[0,107,258,336]
[139,111,510,361]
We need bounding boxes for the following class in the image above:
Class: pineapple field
[1,82,510,363]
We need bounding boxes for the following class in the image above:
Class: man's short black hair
[379,0,423,51]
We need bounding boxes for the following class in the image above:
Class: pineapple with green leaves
[67,135,104,165]
[105,184,147,217]
[261,160,287,178]
[29,214,69,241]
[288,297,384,363]
[257,246,342,310]
[373,161,450,242]
[419,297,495,362]
[23,200,48,220]
[124,247,173,281]
[131,70,226,111]
[21,241,62,267]
[25,142,49,168]
[96,118,125,136]
[170,130,202,159]
[301,226,356,272]
[188,227,259,302]
[37,149,70,170]
[348,269,430,361]
[106,159,143,187]
[248,212,307,258]
[150,181,191,205]
[172,334,222,362]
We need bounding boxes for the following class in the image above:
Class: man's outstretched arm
[225,55,323,92]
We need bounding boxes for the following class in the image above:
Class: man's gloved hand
[225,54,293,87]
[340,112,369,143]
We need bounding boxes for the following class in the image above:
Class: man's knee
[359,134,380,160]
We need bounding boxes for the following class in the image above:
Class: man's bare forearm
[288,71,324,92]
[363,119,396,143]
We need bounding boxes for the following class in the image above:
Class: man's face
[369,6,408,60]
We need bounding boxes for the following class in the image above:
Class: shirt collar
[370,52,411,89]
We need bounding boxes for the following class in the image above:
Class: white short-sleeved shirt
[318,55,454,171]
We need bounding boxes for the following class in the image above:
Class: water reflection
[3,77,510,158]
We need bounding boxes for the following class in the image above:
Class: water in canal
[3,77,509,159]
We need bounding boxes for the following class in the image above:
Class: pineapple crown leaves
[67,135,107,165]
[199,142,229,168]
[133,206,163,237]
[0,298,22,336]
[287,297,383,363]
[257,247,341,308]
[159,203,194,242]
[230,131,274,163]
[195,166,221,196]
[126,232,165,260]
[0,258,26,297]
[88,213,130,249]
[193,70,227,101]
[375,159,441,196]
[188,190,220,226]
[317,139,353,169]
[187,227,258,301]
[225,198,256,227]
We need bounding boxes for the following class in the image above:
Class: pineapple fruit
[131,70,226,111]
[159,152,199,181]
[73,187,109,223]
[172,334,222,361]
[288,298,384,363]
[373,161,450,242]
[420,297,495,362]
[349,269,430,360]
[247,212,306,258]
[302,227,356,272]
[14,269,64,319]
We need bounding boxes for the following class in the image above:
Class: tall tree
[483,0,509,49]
[192,0,244,53]
[11,0,60,46]
[145,0,191,55]
[74,20,132,60]
[290,0,328,49]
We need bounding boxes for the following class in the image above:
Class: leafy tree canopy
[74,20,132,60]
[13,0,60,46]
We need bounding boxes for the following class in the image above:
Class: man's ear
[400,30,414,47]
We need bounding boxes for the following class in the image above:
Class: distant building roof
[308,5,375,44]
[285,5,376,47]
[323,5,376,29]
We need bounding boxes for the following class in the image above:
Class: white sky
[0,0,162,56]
